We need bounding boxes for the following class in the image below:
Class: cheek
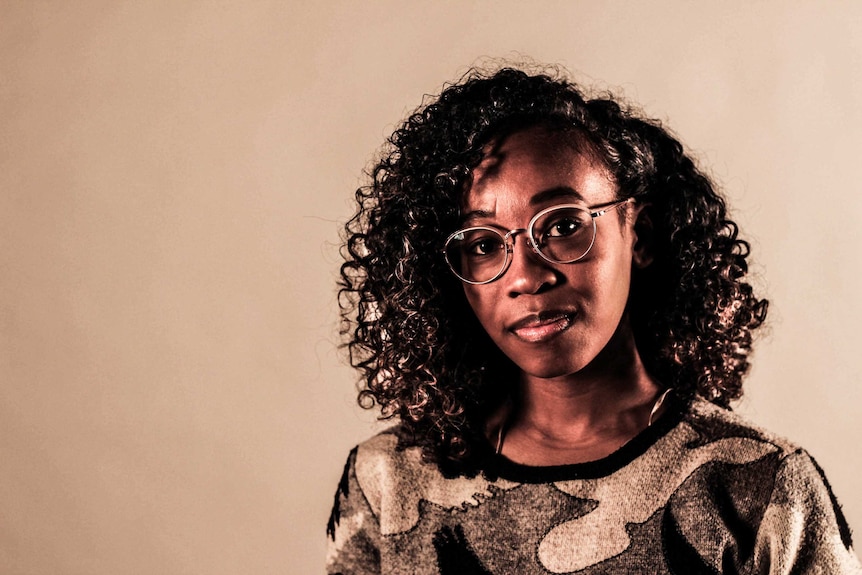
[463,287,494,328]
[566,245,633,317]
[593,251,634,315]
[462,286,514,348]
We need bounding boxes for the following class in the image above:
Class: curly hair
[338,65,768,476]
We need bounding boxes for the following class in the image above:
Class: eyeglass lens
[444,206,595,284]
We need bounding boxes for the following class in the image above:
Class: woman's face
[461,127,643,381]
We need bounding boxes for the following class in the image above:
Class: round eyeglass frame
[442,197,634,285]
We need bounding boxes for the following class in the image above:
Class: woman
[327,65,860,574]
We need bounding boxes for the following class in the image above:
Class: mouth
[508,310,576,343]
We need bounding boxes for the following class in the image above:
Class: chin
[523,363,586,380]
[496,327,618,381]
[506,347,593,380]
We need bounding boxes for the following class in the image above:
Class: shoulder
[352,426,430,505]
[351,425,486,510]
[670,396,840,499]
[680,397,856,542]
[679,396,803,458]
[653,397,861,572]
[638,396,815,525]
[350,426,440,533]
[633,395,808,493]
[353,425,405,465]
[349,426,519,537]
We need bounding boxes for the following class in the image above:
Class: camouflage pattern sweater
[326,396,861,574]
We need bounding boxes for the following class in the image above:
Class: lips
[508,310,576,343]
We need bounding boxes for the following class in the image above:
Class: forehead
[464,127,615,215]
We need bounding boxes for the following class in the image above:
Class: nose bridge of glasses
[503,228,546,263]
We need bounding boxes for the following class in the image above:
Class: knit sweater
[326,397,861,574]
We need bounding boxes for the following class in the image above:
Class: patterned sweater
[326,397,861,574]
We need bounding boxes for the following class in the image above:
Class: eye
[466,234,505,256]
[544,216,583,238]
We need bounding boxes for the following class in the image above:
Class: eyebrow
[531,186,585,205]
[461,186,585,224]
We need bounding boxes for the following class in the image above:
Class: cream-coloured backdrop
[1,1,860,573]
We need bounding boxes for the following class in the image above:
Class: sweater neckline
[482,393,689,483]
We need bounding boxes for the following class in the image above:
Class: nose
[504,232,559,296]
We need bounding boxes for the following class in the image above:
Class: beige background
[1,1,860,573]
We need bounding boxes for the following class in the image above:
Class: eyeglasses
[443,198,634,284]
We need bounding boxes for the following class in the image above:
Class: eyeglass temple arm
[588,197,635,217]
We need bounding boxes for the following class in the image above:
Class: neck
[515,352,658,437]
[494,328,666,465]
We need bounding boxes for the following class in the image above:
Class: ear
[631,203,654,269]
